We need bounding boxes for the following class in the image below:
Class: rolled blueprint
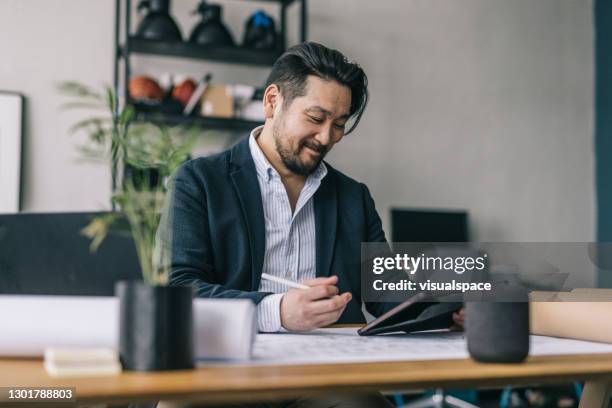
[0,295,256,360]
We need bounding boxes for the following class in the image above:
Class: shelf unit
[109,0,307,196]
[134,111,264,131]
[125,37,281,66]
[113,0,308,131]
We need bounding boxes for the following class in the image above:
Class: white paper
[241,329,467,366]
[0,296,118,356]
[0,295,256,360]
[220,328,612,366]
[193,299,256,361]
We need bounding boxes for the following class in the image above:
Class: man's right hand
[279,275,352,332]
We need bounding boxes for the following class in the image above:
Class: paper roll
[194,299,256,361]
[0,295,256,360]
[0,295,117,356]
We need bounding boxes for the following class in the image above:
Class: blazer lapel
[314,171,338,278]
[229,139,266,291]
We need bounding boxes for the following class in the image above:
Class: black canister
[243,10,278,51]
[189,1,235,47]
[466,298,530,363]
[136,0,182,42]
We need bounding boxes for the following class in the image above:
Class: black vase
[116,280,194,371]
[465,300,530,363]
[136,0,182,42]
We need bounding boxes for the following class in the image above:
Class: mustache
[301,140,327,154]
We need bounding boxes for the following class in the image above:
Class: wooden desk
[1,353,612,407]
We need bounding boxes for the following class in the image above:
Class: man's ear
[263,84,281,119]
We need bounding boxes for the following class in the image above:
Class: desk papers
[2,296,611,366]
[205,328,612,366]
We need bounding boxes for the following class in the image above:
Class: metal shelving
[113,0,308,123]
[126,37,282,66]
[135,111,263,131]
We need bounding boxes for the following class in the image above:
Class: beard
[273,120,328,176]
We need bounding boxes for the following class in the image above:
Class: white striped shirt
[248,126,327,332]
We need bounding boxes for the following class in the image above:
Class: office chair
[0,212,141,295]
[403,389,479,408]
[390,209,479,408]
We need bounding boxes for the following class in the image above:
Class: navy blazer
[166,137,390,323]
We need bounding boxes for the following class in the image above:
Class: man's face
[273,76,351,176]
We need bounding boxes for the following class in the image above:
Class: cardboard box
[530,289,612,343]
[200,84,233,118]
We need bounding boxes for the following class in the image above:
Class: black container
[116,281,194,371]
[136,0,182,42]
[189,1,235,47]
[465,300,530,363]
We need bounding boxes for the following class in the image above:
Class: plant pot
[116,280,194,371]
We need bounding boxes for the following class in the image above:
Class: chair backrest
[391,208,469,243]
[0,212,141,296]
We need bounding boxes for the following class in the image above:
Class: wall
[0,0,115,212]
[0,0,596,284]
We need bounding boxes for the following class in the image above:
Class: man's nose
[315,124,333,146]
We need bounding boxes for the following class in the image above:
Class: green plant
[59,82,196,285]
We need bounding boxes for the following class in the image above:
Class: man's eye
[334,123,346,130]
[309,116,324,124]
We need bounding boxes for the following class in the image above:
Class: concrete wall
[0,0,595,282]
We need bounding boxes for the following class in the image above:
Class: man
[163,42,459,407]
[167,42,392,332]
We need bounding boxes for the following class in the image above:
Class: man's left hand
[451,307,465,331]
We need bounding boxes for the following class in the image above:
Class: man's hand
[280,275,352,332]
[451,307,465,331]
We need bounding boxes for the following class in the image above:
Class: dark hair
[265,42,368,134]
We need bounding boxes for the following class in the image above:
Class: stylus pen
[261,273,309,290]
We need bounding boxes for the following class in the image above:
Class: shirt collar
[248,126,327,183]
[248,126,276,182]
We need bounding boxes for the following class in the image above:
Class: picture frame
[0,92,24,213]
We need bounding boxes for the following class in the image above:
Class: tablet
[358,292,463,336]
